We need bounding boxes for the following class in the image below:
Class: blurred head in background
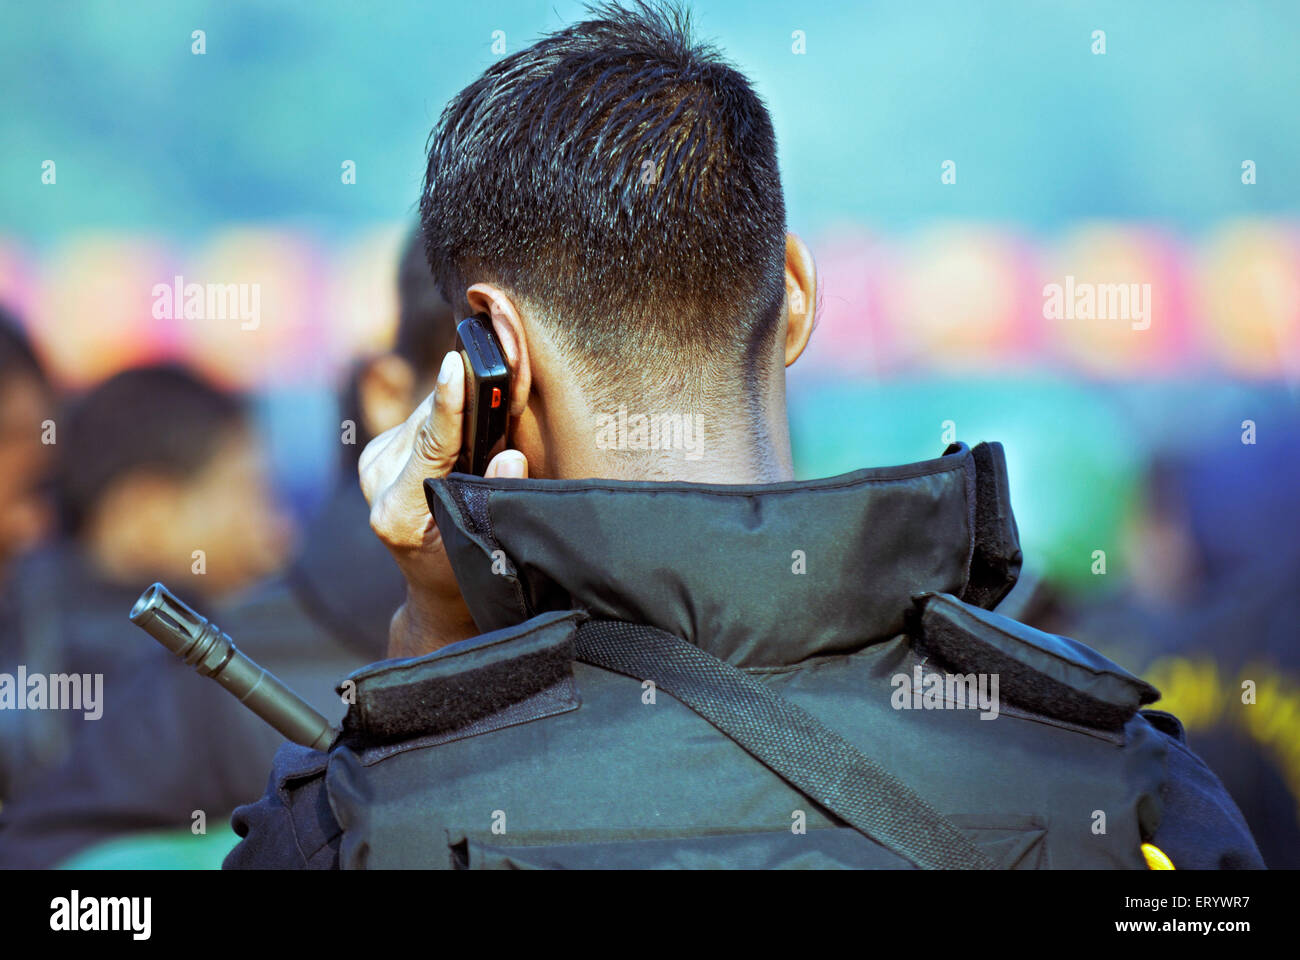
[0,306,55,581]
[339,225,459,462]
[57,364,292,597]
[1123,437,1300,612]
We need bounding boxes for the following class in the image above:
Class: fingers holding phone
[359,346,527,657]
[361,350,464,556]
[360,349,470,654]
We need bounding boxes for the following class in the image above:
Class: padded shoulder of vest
[335,609,585,748]
[907,592,1160,731]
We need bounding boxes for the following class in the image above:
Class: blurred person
[0,308,58,808]
[0,307,55,588]
[228,2,1261,870]
[1040,441,1300,868]
[0,364,291,805]
[55,365,291,597]
[0,227,458,867]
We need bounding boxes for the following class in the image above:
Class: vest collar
[425,442,1021,670]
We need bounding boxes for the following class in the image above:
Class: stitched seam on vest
[996,702,1127,745]
[473,486,531,619]
[347,611,579,684]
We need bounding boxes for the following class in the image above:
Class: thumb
[409,351,465,473]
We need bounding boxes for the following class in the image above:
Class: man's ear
[465,283,531,418]
[357,353,418,438]
[784,232,817,367]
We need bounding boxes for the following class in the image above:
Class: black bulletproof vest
[323,442,1172,869]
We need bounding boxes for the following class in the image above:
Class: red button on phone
[490,387,502,408]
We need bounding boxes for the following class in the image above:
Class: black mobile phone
[454,313,511,476]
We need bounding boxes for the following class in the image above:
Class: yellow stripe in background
[1142,656,1300,829]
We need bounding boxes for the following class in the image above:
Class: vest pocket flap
[947,814,1047,869]
[337,610,584,746]
[909,591,1159,730]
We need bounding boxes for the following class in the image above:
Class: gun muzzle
[130,582,337,752]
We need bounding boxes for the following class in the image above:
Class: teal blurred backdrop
[1,0,1297,589]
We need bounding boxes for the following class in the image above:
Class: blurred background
[1,0,1297,867]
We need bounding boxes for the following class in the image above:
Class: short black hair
[56,365,246,536]
[419,1,787,407]
[0,304,47,388]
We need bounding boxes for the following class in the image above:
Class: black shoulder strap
[574,619,996,870]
